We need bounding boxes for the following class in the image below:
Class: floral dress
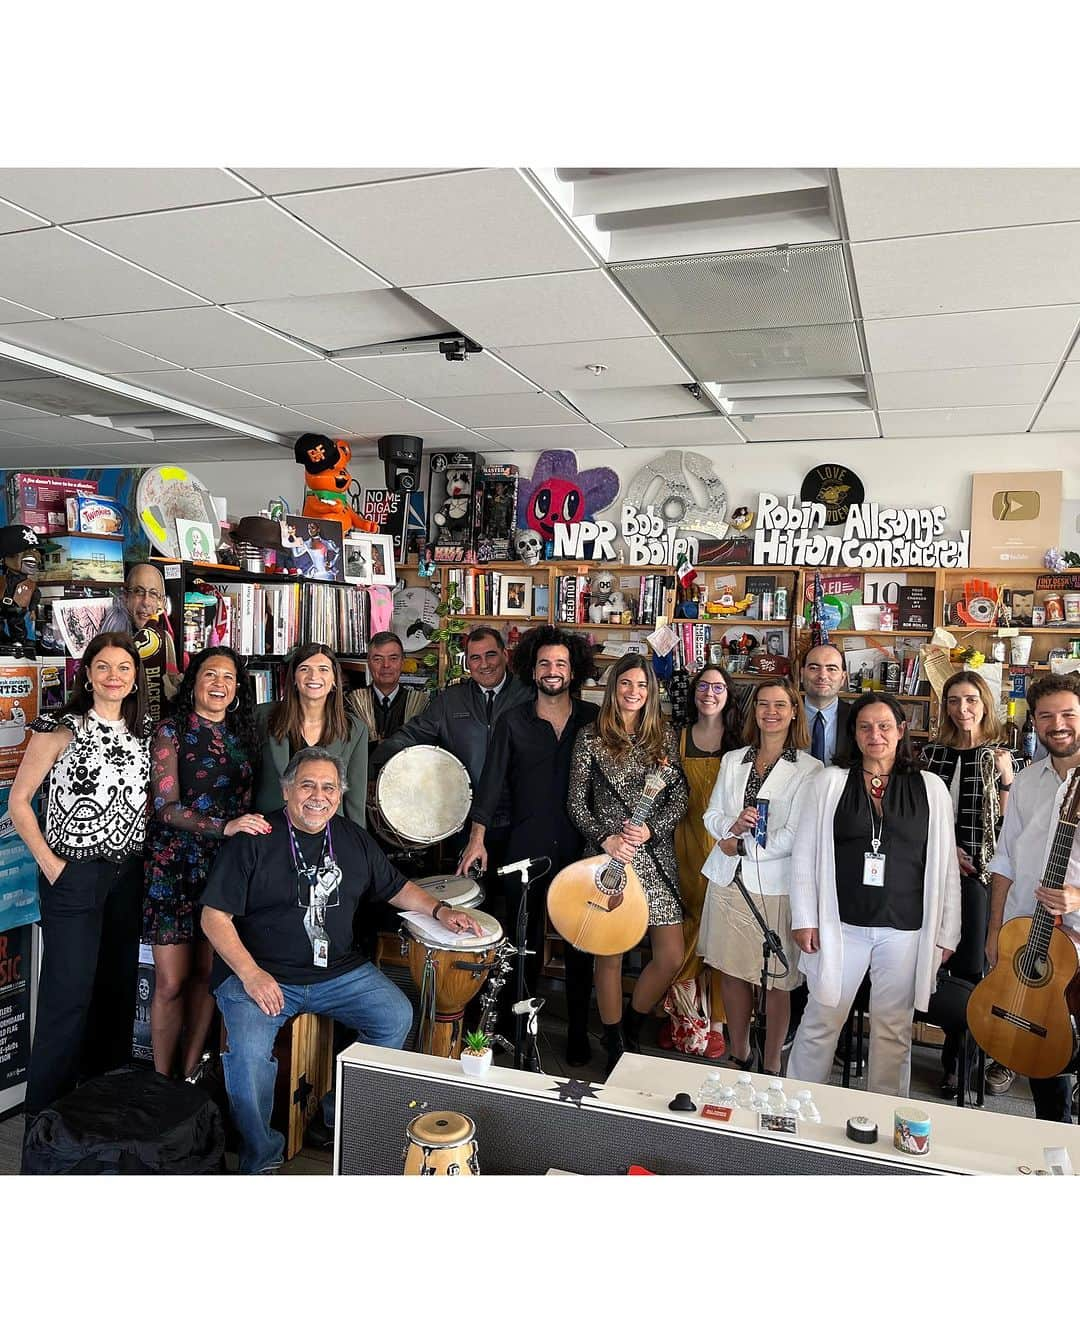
[143,712,255,945]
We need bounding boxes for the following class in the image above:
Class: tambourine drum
[373,745,472,848]
[403,1111,479,1176]
[414,874,484,910]
[406,909,504,1058]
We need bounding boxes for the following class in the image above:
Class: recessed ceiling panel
[72,200,386,305]
[338,349,536,398]
[0,321,181,375]
[228,289,448,350]
[497,336,690,389]
[598,415,745,447]
[840,168,1080,241]
[863,306,1080,373]
[737,410,879,442]
[880,406,1035,437]
[0,169,257,223]
[0,377,160,417]
[612,244,852,334]
[199,360,395,403]
[0,229,205,317]
[872,363,1057,410]
[668,324,864,381]
[852,223,1080,319]
[564,384,707,420]
[75,308,316,368]
[405,271,654,348]
[235,168,464,195]
[414,392,582,427]
[288,401,458,435]
[282,169,595,287]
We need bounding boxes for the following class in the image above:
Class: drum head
[407,1111,476,1147]
[405,907,503,951]
[415,874,483,909]
[376,745,472,845]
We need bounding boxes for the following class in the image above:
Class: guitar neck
[1029,814,1078,958]
[602,776,665,877]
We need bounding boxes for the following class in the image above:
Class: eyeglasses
[126,586,164,602]
[696,683,728,697]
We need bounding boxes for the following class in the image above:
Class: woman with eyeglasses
[661,667,741,1057]
[143,646,270,1080]
[701,678,823,1073]
[254,642,369,827]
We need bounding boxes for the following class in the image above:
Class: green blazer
[253,701,369,828]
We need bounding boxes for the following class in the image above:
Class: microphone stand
[498,857,551,1071]
[731,869,788,1072]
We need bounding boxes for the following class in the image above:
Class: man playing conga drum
[200,746,482,1174]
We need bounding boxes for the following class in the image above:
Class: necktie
[811,710,826,763]
[484,690,495,724]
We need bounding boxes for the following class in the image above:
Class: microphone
[496,856,551,878]
[512,996,545,1016]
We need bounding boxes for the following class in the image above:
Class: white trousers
[787,923,921,1098]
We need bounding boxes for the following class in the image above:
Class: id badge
[312,934,329,968]
[863,851,886,886]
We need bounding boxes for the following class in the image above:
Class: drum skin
[374,746,472,846]
[403,1111,479,1175]
[414,874,484,909]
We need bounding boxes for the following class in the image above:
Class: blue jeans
[215,963,412,1174]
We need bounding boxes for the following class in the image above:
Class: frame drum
[406,909,504,1058]
[403,1111,479,1175]
[373,745,472,848]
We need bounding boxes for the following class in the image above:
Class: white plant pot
[460,1049,492,1078]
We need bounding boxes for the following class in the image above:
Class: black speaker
[378,435,423,491]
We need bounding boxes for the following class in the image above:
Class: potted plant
[460,1029,493,1077]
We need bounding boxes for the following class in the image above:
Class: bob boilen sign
[752,494,970,568]
[551,505,699,566]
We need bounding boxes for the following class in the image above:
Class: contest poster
[0,656,38,785]
[0,922,33,1111]
[0,785,40,933]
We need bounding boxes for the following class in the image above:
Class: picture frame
[176,517,216,563]
[498,573,532,616]
[279,514,344,582]
[343,533,397,588]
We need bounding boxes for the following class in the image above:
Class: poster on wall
[0,922,33,1113]
[0,656,37,785]
[969,471,1063,568]
[0,785,40,932]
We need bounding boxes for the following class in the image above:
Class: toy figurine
[587,570,628,624]
[433,466,473,546]
[293,433,377,534]
[0,524,43,650]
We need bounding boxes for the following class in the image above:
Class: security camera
[439,337,483,363]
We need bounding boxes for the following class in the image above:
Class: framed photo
[343,533,397,587]
[176,517,216,563]
[498,573,532,616]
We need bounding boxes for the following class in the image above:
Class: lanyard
[867,794,884,856]
[285,818,339,928]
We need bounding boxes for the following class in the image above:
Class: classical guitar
[967,768,1080,1079]
[547,763,674,957]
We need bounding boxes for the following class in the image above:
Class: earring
[84,680,92,693]
[226,698,239,712]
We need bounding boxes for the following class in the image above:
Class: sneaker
[985,1062,1016,1095]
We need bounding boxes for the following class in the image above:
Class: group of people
[13,567,1080,1172]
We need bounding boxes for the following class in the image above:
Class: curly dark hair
[167,645,261,771]
[509,624,598,695]
[685,664,742,738]
[836,690,921,774]
[65,632,150,738]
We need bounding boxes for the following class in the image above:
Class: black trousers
[1030,1070,1076,1124]
[26,855,142,1116]
[941,875,990,1075]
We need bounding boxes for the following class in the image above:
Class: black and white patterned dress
[920,742,1024,878]
[31,710,151,862]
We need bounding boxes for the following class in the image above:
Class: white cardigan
[789,767,962,1012]
[702,748,824,895]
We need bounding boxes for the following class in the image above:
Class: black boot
[602,1023,625,1074]
[622,1004,646,1054]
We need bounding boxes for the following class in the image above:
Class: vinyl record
[136,465,219,558]
[800,464,865,526]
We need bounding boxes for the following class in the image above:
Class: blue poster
[0,787,40,932]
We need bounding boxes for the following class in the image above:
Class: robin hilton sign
[753,494,970,568]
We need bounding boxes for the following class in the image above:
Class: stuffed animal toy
[293,433,377,534]
[587,570,628,624]
[433,466,473,545]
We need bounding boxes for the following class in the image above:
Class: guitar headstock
[1063,768,1080,826]
[642,759,675,804]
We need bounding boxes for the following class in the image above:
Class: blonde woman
[567,654,688,1072]
[701,679,822,1073]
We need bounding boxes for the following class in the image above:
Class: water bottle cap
[736,1072,752,1083]
[767,1077,784,1088]
[795,1089,812,1101]
[706,1071,722,1083]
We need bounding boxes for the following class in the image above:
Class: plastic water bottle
[697,1070,724,1105]
[733,1072,756,1109]
[766,1077,786,1114]
[717,1083,736,1106]
[785,1098,803,1121]
[795,1088,821,1123]
[751,1087,771,1115]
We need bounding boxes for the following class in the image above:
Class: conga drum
[403,1111,479,1175]
[413,874,484,910]
[405,909,504,1058]
[372,746,472,849]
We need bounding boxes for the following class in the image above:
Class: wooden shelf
[673,617,789,626]
[944,624,1080,634]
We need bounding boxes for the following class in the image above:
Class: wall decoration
[0,656,36,782]
[513,529,543,565]
[968,471,1064,569]
[800,464,866,526]
[135,465,218,559]
[176,517,216,562]
[514,450,619,542]
[754,493,969,568]
[361,488,409,564]
[343,533,397,588]
[620,450,728,537]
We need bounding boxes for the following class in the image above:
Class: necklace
[863,767,889,801]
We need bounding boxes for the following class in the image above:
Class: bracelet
[432,899,451,921]
[997,781,1013,791]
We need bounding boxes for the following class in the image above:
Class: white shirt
[988,756,1080,932]
[376,685,401,708]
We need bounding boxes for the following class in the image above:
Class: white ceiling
[0,165,1076,466]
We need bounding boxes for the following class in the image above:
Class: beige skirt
[697,879,803,992]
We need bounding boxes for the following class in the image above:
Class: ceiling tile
[0,416,148,446]
[0,169,257,223]
[736,410,879,442]
[75,308,316,368]
[1032,400,1080,431]
[480,423,619,451]
[234,168,465,194]
[71,200,385,305]
[0,229,206,317]
[228,289,448,350]
[283,169,595,287]
[563,384,707,420]
[200,361,395,403]
[235,406,347,435]
[118,369,281,411]
[863,306,1080,373]
[415,391,581,427]
[872,363,1057,410]
[288,401,458,435]
[406,271,654,347]
[880,406,1035,437]
[0,200,46,235]
[0,398,54,421]
[399,427,495,452]
[0,377,157,417]
[1043,361,1080,401]
[497,336,689,389]
[840,168,1080,241]
[598,415,745,447]
[0,297,48,323]
[852,223,1080,319]
[667,324,864,382]
[337,350,536,398]
[0,320,181,375]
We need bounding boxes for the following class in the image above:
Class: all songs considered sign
[753,494,970,568]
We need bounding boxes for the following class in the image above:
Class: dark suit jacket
[832,698,852,764]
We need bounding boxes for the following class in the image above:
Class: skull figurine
[514,528,543,565]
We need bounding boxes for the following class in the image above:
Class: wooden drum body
[403,1110,479,1175]
[373,745,472,849]
[406,909,504,1058]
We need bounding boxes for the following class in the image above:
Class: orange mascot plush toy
[293,432,377,533]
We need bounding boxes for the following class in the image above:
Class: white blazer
[702,748,824,896]
[789,767,962,1012]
